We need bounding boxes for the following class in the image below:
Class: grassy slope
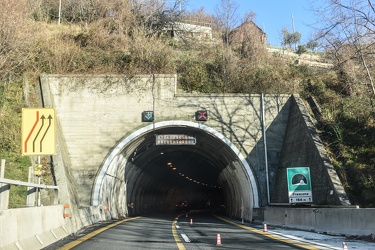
[1,19,374,208]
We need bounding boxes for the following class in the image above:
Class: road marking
[181,233,191,243]
[60,216,141,250]
[269,231,341,250]
[214,215,320,250]
[172,215,186,250]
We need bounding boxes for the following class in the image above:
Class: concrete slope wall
[271,95,350,205]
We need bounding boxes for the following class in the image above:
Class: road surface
[43,211,375,250]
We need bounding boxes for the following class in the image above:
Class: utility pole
[291,14,295,33]
[291,14,297,50]
[58,0,62,25]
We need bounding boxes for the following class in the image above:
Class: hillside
[0,0,374,208]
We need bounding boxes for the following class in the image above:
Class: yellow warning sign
[22,108,56,155]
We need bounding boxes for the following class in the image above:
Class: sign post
[22,108,56,206]
[287,167,312,203]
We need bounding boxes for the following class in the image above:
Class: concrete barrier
[264,206,375,236]
[0,205,71,250]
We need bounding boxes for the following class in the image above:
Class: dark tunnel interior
[123,126,238,214]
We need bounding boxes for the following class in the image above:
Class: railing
[0,159,59,209]
[181,18,212,27]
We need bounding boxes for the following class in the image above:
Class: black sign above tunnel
[195,110,208,121]
[141,111,154,122]
[155,134,196,145]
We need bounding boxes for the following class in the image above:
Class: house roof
[230,20,266,36]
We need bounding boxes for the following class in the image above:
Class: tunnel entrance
[92,121,259,220]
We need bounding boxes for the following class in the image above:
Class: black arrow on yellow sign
[31,114,53,152]
[40,115,53,152]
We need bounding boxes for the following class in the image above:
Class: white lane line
[181,234,191,243]
[269,231,341,250]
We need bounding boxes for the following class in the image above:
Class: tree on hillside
[32,0,114,23]
[281,28,301,51]
[312,0,375,207]
[215,0,239,46]
[306,39,319,61]
[306,40,318,53]
[296,45,308,56]
[132,0,187,36]
[183,7,216,27]
[314,0,375,97]
[0,0,35,80]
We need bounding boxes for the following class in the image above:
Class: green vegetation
[0,0,374,207]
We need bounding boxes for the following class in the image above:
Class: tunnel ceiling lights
[177,170,219,189]
[128,126,231,184]
[167,163,176,170]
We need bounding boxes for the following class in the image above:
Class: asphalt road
[173,212,310,250]
[44,211,341,250]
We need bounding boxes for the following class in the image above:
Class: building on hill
[165,21,213,40]
[228,20,267,50]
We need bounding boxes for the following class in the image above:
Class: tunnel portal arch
[92,120,259,219]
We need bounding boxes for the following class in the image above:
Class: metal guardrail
[0,177,59,189]
[0,159,59,209]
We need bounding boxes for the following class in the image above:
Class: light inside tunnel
[93,121,258,220]
[125,126,226,213]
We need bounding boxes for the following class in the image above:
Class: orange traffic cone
[263,223,268,232]
[342,242,348,250]
[216,234,222,245]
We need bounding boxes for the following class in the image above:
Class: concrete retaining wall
[40,74,292,210]
[0,205,113,250]
[0,206,71,250]
[271,95,350,205]
[264,206,375,236]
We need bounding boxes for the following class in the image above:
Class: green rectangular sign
[287,167,312,203]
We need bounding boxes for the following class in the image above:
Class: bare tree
[314,0,375,96]
[132,0,187,36]
[0,0,36,80]
[215,0,239,46]
[183,7,216,27]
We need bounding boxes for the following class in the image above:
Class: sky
[185,0,319,46]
